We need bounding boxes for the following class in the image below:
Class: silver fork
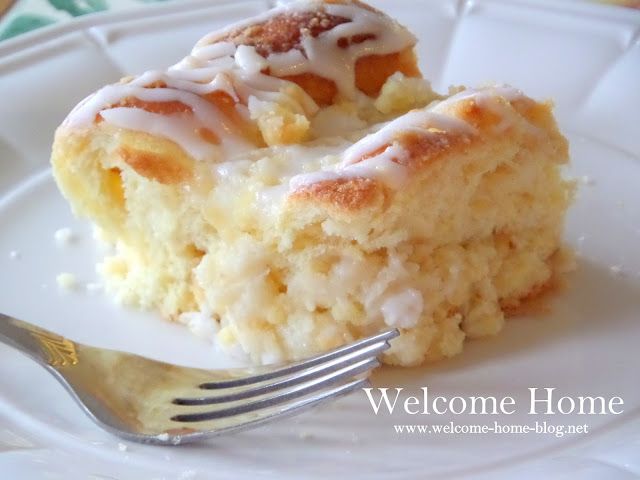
[0,313,397,445]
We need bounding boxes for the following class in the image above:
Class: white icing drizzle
[301,3,415,98]
[100,108,219,161]
[66,81,231,131]
[289,143,409,190]
[342,108,476,166]
[432,85,525,110]
[190,41,236,61]
[64,0,415,161]
[289,85,527,191]
[215,159,253,178]
[234,45,269,74]
[434,85,542,136]
[264,49,308,76]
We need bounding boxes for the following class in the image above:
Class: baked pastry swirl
[51,0,573,365]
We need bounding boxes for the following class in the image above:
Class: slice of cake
[51,0,573,366]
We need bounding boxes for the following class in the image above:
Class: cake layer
[51,0,573,366]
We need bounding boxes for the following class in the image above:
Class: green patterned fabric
[0,12,54,40]
[0,0,169,40]
[48,0,108,17]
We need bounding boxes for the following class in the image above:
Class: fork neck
[0,314,79,367]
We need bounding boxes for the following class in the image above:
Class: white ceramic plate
[1,0,639,478]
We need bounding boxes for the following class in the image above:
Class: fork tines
[170,329,398,423]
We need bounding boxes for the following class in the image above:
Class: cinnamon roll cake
[51,0,573,366]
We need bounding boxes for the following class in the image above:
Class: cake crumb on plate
[56,272,78,291]
[54,227,76,246]
[580,175,595,186]
[86,282,103,293]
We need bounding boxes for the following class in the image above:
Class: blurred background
[0,0,638,42]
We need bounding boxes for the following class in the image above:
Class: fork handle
[0,313,74,367]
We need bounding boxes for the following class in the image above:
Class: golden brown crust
[367,96,545,171]
[501,277,556,316]
[398,127,474,170]
[211,0,419,102]
[289,95,562,212]
[111,97,192,115]
[280,47,419,105]
[355,49,421,97]
[344,99,486,173]
[513,99,569,161]
[220,10,350,56]
[216,0,382,55]
[118,146,193,185]
[289,177,382,212]
[104,167,126,209]
[501,248,573,316]
[280,72,338,106]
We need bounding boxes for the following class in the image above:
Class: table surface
[0,0,638,42]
